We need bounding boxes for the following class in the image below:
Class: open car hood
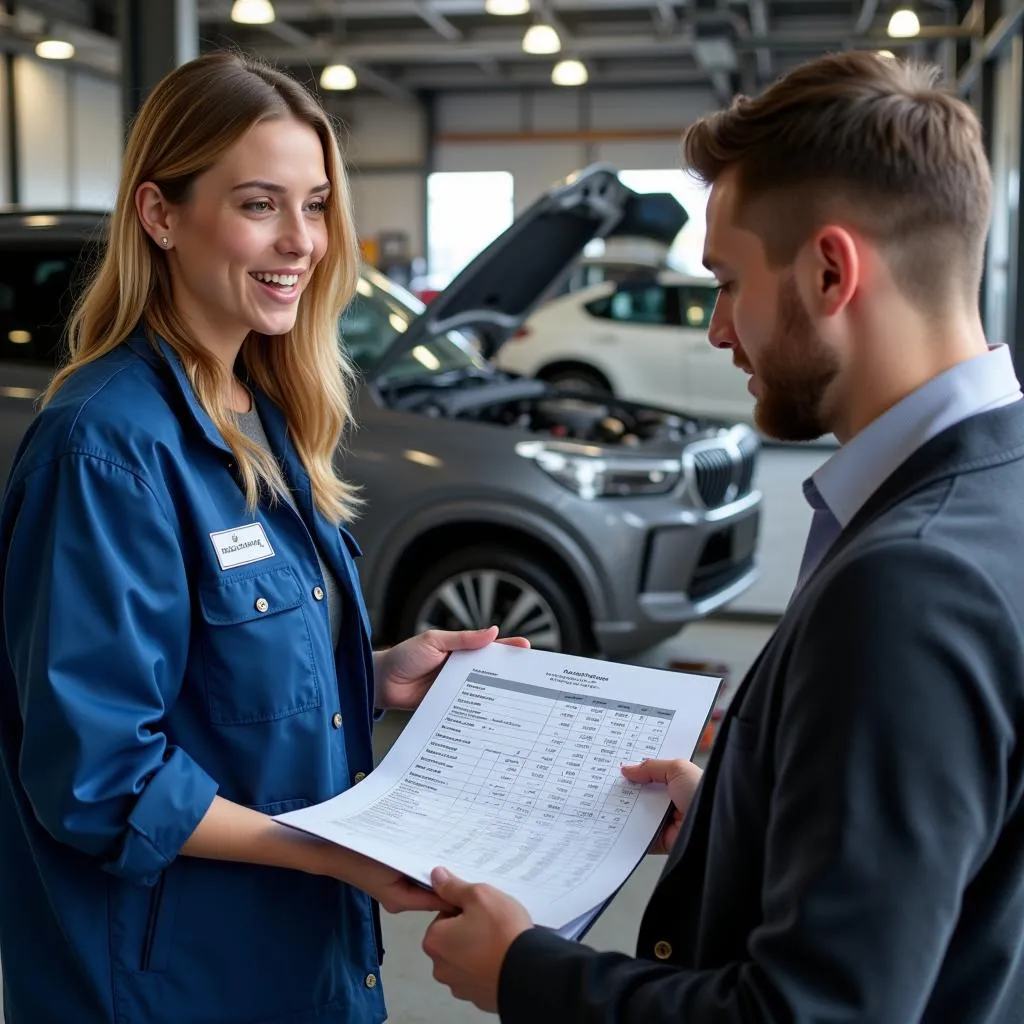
[369,163,688,378]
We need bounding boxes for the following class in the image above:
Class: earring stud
[161,236,170,248]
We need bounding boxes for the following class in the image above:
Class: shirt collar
[808,344,1022,527]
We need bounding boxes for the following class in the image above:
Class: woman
[0,50,522,1023]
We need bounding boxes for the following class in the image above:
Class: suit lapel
[800,402,1024,591]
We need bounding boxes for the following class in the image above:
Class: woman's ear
[135,182,176,250]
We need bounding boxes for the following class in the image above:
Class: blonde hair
[44,50,362,522]
[683,52,991,311]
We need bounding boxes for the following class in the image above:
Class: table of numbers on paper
[342,673,673,897]
[275,644,721,932]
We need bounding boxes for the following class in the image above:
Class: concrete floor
[373,617,776,1023]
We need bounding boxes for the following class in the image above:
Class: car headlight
[516,440,681,499]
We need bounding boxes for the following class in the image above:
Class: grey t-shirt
[233,405,342,649]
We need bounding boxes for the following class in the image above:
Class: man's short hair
[682,52,992,311]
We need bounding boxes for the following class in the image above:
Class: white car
[497,270,755,423]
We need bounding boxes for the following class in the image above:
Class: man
[421,50,1024,1023]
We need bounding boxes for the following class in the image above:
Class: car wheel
[542,366,612,395]
[397,546,588,654]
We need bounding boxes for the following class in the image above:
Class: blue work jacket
[0,330,387,1023]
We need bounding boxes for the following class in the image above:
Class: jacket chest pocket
[197,566,321,725]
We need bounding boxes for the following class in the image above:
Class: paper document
[276,643,720,938]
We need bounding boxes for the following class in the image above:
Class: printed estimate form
[276,644,720,938]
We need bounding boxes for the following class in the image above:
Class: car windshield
[341,269,488,380]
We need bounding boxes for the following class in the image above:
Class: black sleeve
[498,541,1017,1024]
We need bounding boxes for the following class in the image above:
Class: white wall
[334,95,427,259]
[13,57,120,209]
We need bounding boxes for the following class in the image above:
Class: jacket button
[354,771,367,783]
[332,712,343,729]
[254,597,269,613]
[365,973,377,989]
[653,940,672,960]
[313,586,325,601]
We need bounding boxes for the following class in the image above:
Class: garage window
[426,171,514,289]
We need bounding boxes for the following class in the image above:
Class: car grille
[685,427,760,509]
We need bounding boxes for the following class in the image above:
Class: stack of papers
[276,643,720,939]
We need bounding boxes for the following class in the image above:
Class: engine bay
[385,373,713,448]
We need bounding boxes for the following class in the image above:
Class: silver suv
[0,166,761,656]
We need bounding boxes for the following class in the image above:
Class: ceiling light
[35,38,74,60]
[552,59,588,87]
[485,0,530,13]
[231,0,275,25]
[320,63,357,91]
[887,8,920,37]
[878,49,896,58]
[523,24,561,55]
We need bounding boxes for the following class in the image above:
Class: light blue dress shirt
[795,344,1022,591]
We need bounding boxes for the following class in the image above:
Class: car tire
[396,545,589,654]
[541,365,613,395]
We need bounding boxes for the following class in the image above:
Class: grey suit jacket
[500,401,1024,1024]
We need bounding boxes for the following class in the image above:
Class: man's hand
[422,867,533,1013]
[374,626,529,711]
[621,758,704,854]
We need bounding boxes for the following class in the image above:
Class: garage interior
[0,0,1022,1021]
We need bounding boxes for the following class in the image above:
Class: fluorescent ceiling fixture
[485,0,530,13]
[231,0,275,24]
[389,313,410,334]
[552,59,588,86]
[35,39,74,59]
[887,8,920,37]
[523,24,561,54]
[320,64,357,90]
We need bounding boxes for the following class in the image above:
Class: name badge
[209,523,275,571]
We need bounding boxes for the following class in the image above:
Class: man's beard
[751,276,840,442]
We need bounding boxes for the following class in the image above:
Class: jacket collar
[801,399,1024,590]
[124,327,336,535]
[125,329,234,456]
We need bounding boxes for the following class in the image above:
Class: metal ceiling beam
[853,0,880,35]
[257,32,696,63]
[535,0,575,46]
[956,2,1024,94]
[258,13,418,101]
[19,0,92,23]
[652,1,677,34]
[415,1,462,41]
[251,23,973,65]
[196,0,728,19]
[745,0,773,79]
[350,61,419,101]
[396,64,711,88]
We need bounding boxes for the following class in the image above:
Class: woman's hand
[373,626,529,711]
[320,846,454,914]
[620,758,704,854]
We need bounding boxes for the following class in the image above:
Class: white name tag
[209,523,276,570]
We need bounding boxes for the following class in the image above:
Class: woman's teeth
[252,272,299,287]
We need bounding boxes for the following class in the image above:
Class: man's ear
[135,182,176,249]
[801,225,859,317]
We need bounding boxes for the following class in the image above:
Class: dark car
[0,165,762,657]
